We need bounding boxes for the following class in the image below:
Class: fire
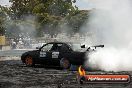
[78,66,86,76]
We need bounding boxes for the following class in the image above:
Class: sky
[0,0,11,7]
[0,0,93,10]
[75,0,94,10]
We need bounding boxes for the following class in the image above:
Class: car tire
[25,55,34,67]
[60,58,71,69]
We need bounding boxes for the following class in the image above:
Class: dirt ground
[0,57,132,88]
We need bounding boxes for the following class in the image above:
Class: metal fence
[0,49,34,57]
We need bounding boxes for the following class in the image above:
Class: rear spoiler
[86,45,104,51]
[81,45,104,48]
[91,45,104,49]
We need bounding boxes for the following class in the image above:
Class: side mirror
[36,47,40,49]
[81,45,85,48]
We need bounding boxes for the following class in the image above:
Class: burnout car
[21,42,104,69]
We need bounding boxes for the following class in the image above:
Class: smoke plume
[84,0,132,71]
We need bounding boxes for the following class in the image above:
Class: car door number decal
[40,52,46,57]
[52,52,59,58]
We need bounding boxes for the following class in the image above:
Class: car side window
[41,44,53,51]
[50,44,62,51]
[60,44,71,52]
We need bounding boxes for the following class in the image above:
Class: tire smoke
[84,0,132,71]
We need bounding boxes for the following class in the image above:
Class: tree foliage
[65,10,89,32]
[1,0,89,37]
[0,6,8,35]
[9,0,77,19]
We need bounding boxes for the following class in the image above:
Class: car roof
[48,42,69,44]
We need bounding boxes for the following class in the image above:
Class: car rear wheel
[25,55,34,66]
[60,58,71,69]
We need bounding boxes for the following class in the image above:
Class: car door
[39,43,53,64]
[50,43,62,65]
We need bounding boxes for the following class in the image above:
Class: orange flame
[78,66,86,76]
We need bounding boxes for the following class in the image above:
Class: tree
[0,6,8,35]
[9,0,37,19]
[9,0,77,19]
[32,0,78,36]
[8,0,89,37]
[66,10,90,32]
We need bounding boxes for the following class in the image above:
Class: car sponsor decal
[52,52,59,58]
[40,51,46,57]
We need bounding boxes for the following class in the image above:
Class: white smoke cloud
[84,0,132,71]
[18,15,37,38]
[87,48,132,71]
